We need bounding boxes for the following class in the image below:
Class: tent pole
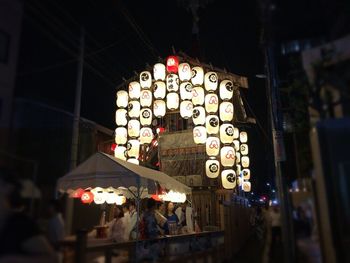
[135,176,141,261]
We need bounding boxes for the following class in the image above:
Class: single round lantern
[192,106,206,125]
[116,90,128,108]
[140,108,152,126]
[240,131,248,143]
[115,127,127,145]
[127,158,139,165]
[206,137,220,157]
[233,140,240,151]
[153,100,166,118]
[153,63,166,81]
[180,101,193,119]
[221,169,237,189]
[166,92,179,110]
[128,119,140,138]
[140,127,153,144]
[219,102,234,122]
[242,168,250,180]
[114,146,127,161]
[115,109,128,126]
[220,146,236,167]
[128,81,141,100]
[166,56,179,73]
[191,66,204,85]
[106,189,118,204]
[205,115,220,135]
[128,101,141,118]
[204,72,218,92]
[140,90,152,107]
[153,81,166,99]
[93,188,107,205]
[205,159,220,178]
[220,124,234,144]
[166,73,179,92]
[241,156,250,168]
[219,80,234,101]
[81,191,94,204]
[205,94,219,113]
[236,152,241,164]
[178,63,192,81]
[242,181,251,192]
[180,82,193,100]
[140,71,152,89]
[240,144,248,155]
[127,139,140,158]
[71,188,84,198]
[192,86,205,106]
[233,128,239,139]
[192,126,207,144]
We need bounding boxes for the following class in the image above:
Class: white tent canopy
[57,152,191,196]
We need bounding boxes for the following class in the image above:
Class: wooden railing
[60,230,225,263]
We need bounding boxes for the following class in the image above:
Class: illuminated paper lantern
[162,190,186,203]
[81,191,94,204]
[242,181,251,192]
[205,94,219,113]
[153,81,166,99]
[233,128,239,139]
[71,188,84,199]
[166,92,179,110]
[191,66,204,85]
[140,127,153,144]
[240,131,248,143]
[192,126,207,144]
[128,101,140,118]
[220,146,236,167]
[180,101,193,119]
[153,100,166,118]
[128,81,141,100]
[116,195,126,205]
[221,169,236,189]
[93,188,107,205]
[192,106,206,125]
[140,108,152,126]
[116,90,128,108]
[166,73,179,92]
[180,82,193,100]
[220,124,234,144]
[219,80,234,101]
[140,71,152,89]
[166,56,179,73]
[128,120,140,138]
[206,137,220,157]
[106,189,118,204]
[241,156,250,168]
[114,146,127,160]
[192,86,205,106]
[236,152,241,163]
[116,109,128,126]
[178,63,192,81]
[127,158,139,165]
[240,144,248,155]
[140,90,152,107]
[242,168,250,180]
[153,63,166,81]
[127,139,140,158]
[233,140,240,151]
[219,102,234,122]
[206,115,219,135]
[204,72,218,92]
[206,159,220,178]
[115,127,127,145]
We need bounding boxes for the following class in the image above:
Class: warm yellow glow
[192,86,205,106]
[178,63,192,81]
[140,108,152,126]
[191,66,204,85]
[115,127,127,145]
[205,159,220,178]
[140,90,153,107]
[116,90,128,108]
[166,74,179,92]
[115,109,128,126]
[206,137,220,157]
[220,146,236,167]
[219,80,234,101]
[180,101,193,119]
[205,115,219,135]
[153,100,166,118]
[153,63,166,81]
[219,102,234,122]
[128,120,140,138]
[180,82,193,100]
[153,81,166,99]
[140,127,153,144]
[166,92,179,110]
[140,71,152,89]
[192,106,206,125]
[219,124,234,144]
[127,139,140,158]
[205,94,219,113]
[193,126,207,144]
[204,72,218,92]
[221,169,236,189]
[128,101,141,118]
[114,146,127,160]
[128,81,141,100]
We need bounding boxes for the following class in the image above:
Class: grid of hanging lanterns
[114,56,251,191]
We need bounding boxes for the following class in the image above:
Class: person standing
[121,203,131,241]
[109,206,126,242]
[129,200,138,240]
[164,202,179,235]
[47,199,65,249]
[269,205,282,260]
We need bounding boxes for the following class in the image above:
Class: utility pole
[259,1,295,262]
[66,27,85,234]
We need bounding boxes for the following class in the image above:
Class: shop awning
[56,152,191,195]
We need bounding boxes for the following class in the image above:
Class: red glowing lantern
[71,188,84,198]
[156,127,165,134]
[166,56,179,73]
[81,191,94,204]
[111,143,117,152]
[151,194,162,201]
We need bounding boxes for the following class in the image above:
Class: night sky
[15,0,348,193]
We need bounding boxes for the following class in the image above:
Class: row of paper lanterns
[71,187,127,205]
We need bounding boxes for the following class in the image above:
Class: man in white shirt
[128,200,138,240]
[122,203,131,240]
[175,201,194,233]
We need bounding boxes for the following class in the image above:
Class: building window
[0,30,10,64]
